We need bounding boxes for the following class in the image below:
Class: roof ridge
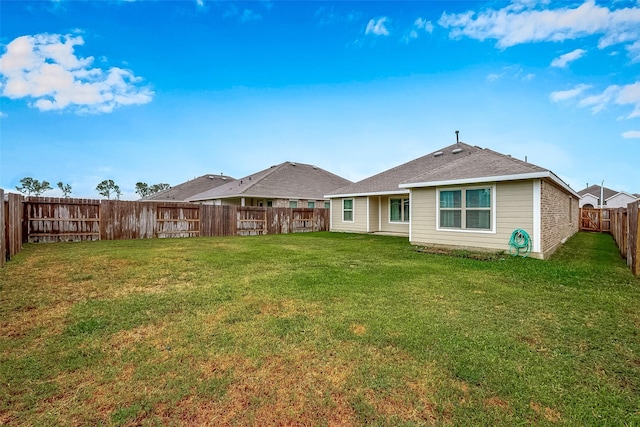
[401,148,479,183]
[480,148,549,171]
[232,162,287,194]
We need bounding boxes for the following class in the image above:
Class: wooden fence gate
[580,208,612,233]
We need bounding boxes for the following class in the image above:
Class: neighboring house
[142,174,235,202]
[187,161,352,208]
[326,142,579,259]
[577,185,640,208]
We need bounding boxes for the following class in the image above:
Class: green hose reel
[509,229,531,257]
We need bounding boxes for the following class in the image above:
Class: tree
[135,182,170,198]
[57,182,72,198]
[135,182,151,198]
[149,183,170,194]
[96,179,120,199]
[15,177,52,196]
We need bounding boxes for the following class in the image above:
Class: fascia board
[400,171,579,198]
[324,190,410,199]
[605,191,636,201]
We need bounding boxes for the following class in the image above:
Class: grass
[1,231,639,426]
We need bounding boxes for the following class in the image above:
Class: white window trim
[436,184,497,234]
[342,198,354,223]
[388,197,410,224]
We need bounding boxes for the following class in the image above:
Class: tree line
[14,177,170,199]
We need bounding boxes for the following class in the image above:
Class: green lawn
[1,232,639,425]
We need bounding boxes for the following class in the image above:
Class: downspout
[600,180,604,208]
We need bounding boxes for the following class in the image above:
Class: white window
[308,201,315,208]
[289,200,298,208]
[343,199,354,222]
[389,198,409,222]
[438,187,492,231]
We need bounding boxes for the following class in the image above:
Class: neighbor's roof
[577,185,618,201]
[143,174,235,201]
[187,161,352,202]
[327,142,577,198]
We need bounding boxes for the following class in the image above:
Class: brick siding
[540,180,579,258]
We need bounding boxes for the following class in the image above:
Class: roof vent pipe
[455,130,459,143]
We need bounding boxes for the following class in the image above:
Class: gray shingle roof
[577,185,618,200]
[327,142,574,197]
[402,147,547,185]
[327,142,482,196]
[143,174,234,201]
[188,162,352,202]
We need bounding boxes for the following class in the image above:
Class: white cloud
[487,65,535,83]
[552,81,640,118]
[0,111,6,118]
[0,34,153,114]
[627,40,640,62]
[365,17,390,36]
[438,1,640,60]
[551,48,587,68]
[402,17,434,43]
[622,130,640,139]
[240,9,262,23]
[549,83,591,102]
[578,85,619,113]
[314,6,361,27]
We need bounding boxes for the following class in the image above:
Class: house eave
[190,193,330,202]
[400,171,579,197]
[325,189,410,199]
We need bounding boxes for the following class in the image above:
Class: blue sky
[1,0,639,200]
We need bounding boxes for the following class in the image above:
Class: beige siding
[330,197,368,233]
[410,181,536,255]
[369,197,380,232]
[540,180,579,258]
[380,196,410,235]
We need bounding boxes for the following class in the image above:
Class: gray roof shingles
[327,142,550,197]
[188,162,352,202]
[143,174,234,201]
[402,147,547,185]
[327,142,482,196]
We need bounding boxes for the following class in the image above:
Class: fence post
[628,201,640,276]
[0,189,5,267]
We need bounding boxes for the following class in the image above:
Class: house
[187,161,352,208]
[326,142,579,259]
[577,185,639,209]
[142,174,235,202]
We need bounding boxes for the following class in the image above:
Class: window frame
[289,200,298,208]
[307,201,315,209]
[342,198,354,222]
[436,185,496,233]
[389,197,410,223]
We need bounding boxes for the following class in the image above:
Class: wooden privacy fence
[609,201,640,276]
[580,208,612,233]
[583,205,640,276]
[2,195,329,266]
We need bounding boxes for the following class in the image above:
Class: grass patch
[1,231,639,425]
